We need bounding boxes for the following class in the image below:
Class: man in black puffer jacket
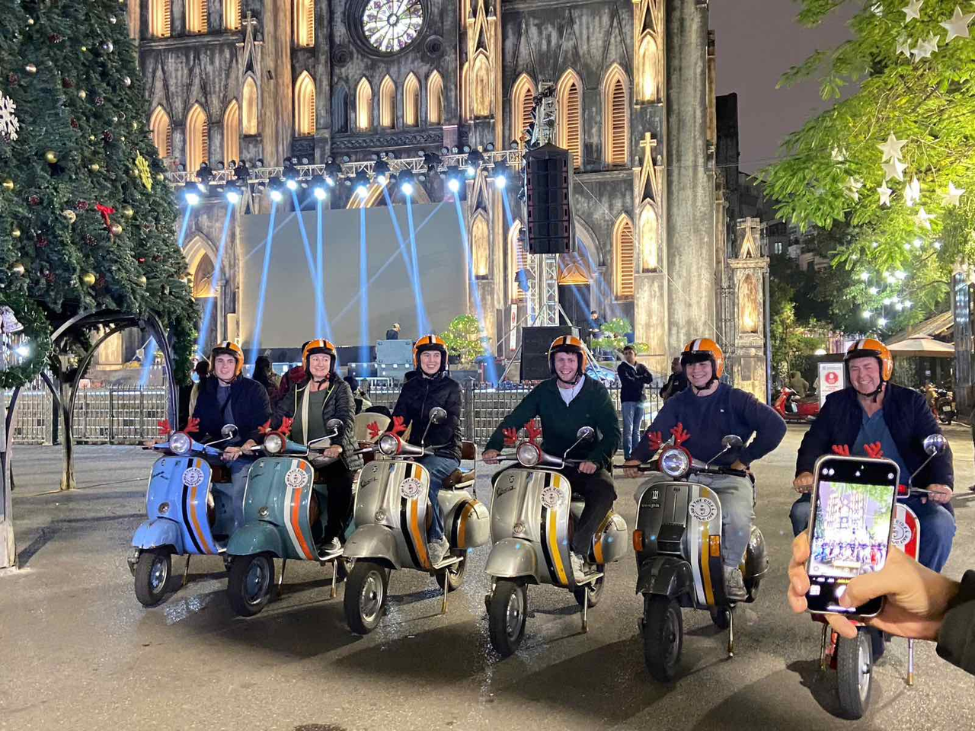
[389,335,462,565]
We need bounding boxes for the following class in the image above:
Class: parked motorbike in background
[773,386,819,423]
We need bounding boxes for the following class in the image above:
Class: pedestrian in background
[660,356,688,401]
[617,345,653,460]
[385,323,401,340]
[252,354,279,399]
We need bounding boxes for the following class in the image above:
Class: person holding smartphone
[791,338,955,572]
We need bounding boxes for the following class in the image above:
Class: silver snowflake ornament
[0,92,20,141]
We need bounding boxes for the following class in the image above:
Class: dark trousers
[319,462,355,543]
[563,467,617,556]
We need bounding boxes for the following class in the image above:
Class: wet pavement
[1,425,974,731]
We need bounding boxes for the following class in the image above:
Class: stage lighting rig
[282,158,300,191]
[373,158,391,185]
[422,151,442,177]
[445,165,462,193]
[195,162,213,192]
[398,170,416,196]
[224,181,242,205]
[465,149,484,178]
[183,189,201,207]
[309,174,328,200]
[323,158,343,186]
[349,170,371,198]
[491,160,509,189]
[267,179,285,203]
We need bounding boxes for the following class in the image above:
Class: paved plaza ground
[1,425,974,730]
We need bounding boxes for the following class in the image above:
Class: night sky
[710,1,857,175]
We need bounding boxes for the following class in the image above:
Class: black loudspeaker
[524,144,574,255]
[336,345,375,364]
[520,325,580,381]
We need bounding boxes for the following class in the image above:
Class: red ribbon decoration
[864,442,884,459]
[831,444,851,456]
[671,423,691,448]
[279,417,294,437]
[502,427,518,447]
[525,419,542,445]
[647,431,664,451]
[391,416,407,436]
[95,203,115,230]
[184,417,200,435]
[157,419,171,437]
[258,419,273,435]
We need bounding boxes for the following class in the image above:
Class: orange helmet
[548,335,588,381]
[209,341,244,378]
[414,334,448,374]
[845,338,893,382]
[303,339,338,376]
[681,338,725,380]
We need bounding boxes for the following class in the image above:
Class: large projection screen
[238,202,470,350]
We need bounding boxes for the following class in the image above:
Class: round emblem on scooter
[541,484,566,510]
[285,467,308,490]
[689,497,718,522]
[182,467,205,488]
[892,519,912,548]
[400,476,424,500]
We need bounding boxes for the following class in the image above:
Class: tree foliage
[440,315,488,364]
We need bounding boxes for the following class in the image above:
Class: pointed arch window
[333,86,350,133]
[356,78,373,130]
[557,70,582,170]
[613,215,635,298]
[603,66,629,166]
[511,74,536,146]
[509,221,528,303]
[242,76,258,135]
[149,0,172,37]
[294,72,316,136]
[379,75,396,128]
[403,73,420,127]
[224,0,241,30]
[638,33,659,103]
[472,215,489,279]
[224,100,240,166]
[192,253,216,298]
[428,71,444,125]
[149,106,173,159]
[472,54,491,117]
[639,204,659,272]
[460,63,470,120]
[294,0,315,47]
[186,104,209,174]
[186,0,207,34]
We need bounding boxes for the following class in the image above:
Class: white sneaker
[723,566,748,602]
[428,537,450,566]
[321,538,342,555]
[569,551,589,580]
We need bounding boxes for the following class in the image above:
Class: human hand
[222,446,242,462]
[787,532,960,641]
[730,459,749,473]
[482,449,501,465]
[623,459,642,479]
[922,484,953,505]
[793,472,814,494]
[578,461,597,475]
[324,445,343,459]
[240,439,258,454]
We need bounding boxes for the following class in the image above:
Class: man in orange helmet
[792,338,955,572]
[624,338,786,600]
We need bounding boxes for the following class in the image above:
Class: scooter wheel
[488,580,527,658]
[709,607,731,630]
[837,630,873,720]
[573,566,605,607]
[643,595,683,682]
[344,560,389,635]
[134,549,171,607]
[227,554,275,618]
[435,555,466,593]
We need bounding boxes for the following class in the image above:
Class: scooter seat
[442,468,475,490]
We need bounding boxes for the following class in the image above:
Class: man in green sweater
[483,335,621,577]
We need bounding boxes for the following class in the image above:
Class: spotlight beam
[381,186,420,303]
[196,205,235,358]
[359,207,369,366]
[501,190,534,322]
[290,190,327,342]
[405,196,430,334]
[315,200,334,342]
[247,200,279,366]
[452,196,497,385]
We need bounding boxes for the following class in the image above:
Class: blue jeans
[228,456,256,531]
[621,401,646,460]
[790,494,955,572]
[417,454,460,541]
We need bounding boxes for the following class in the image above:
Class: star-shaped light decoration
[904,176,922,207]
[844,177,864,202]
[896,35,913,57]
[941,5,974,42]
[882,157,907,181]
[878,133,907,163]
[916,207,936,229]
[912,32,939,61]
[943,181,966,206]
[877,183,894,206]
[831,147,847,162]
[902,0,923,22]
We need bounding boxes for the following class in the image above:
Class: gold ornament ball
[78,90,87,100]
[122,205,134,219]
[11,262,25,277]
[80,46,87,53]
[81,272,96,287]
[155,172,164,182]
[2,178,13,191]
[137,275,147,286]
[44,150,58,164]
[11,226,21,239]
[25,63,37,74]
[110,223,123,236]
[89,135,96,142]
[89,163,100,172]
[27,18,34,26]
[62,209,77,224]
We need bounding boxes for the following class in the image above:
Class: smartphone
[805,454,899,617]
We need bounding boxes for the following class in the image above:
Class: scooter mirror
[721,434,743,450]
[429,407,447,425]
[325,418,344,434]
[221,424,239,440]
[923,433,947,457]
[575,426,596,442]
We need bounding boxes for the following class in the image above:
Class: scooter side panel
[592,513,629,564]
[893,504,920,561]
[243,457,319,560]
[148,456,220,556]
[132,518,183,553]
[684,484,724,608]
[351,460,430,570]
[226,522,286,558]
[343,523,401,569]
[446,497,490,549]
[485,537,538,579]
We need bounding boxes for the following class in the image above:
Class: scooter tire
[837,630,873,720]
[488,580,527,658]
[643,595,683,682]
[227,554,275,618]
[573,566,605,607]
[344,560,389,635]
[435,555,466,592]
[134,549,171,607]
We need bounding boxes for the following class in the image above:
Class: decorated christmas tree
[0,0,196,388]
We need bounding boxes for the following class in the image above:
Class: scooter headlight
[378,433,400,456]
[516,442,541,467]
[264,432,284,455]
[659,447,690,479]
[169,432,192,456]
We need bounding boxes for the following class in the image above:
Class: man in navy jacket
[791,339,955,571]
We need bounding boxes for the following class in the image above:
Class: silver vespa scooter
[485,426,629,657]
[342,407,490,634]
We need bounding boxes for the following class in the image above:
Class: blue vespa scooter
[128,424,241,607]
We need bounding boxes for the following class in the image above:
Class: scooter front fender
[485,537,538,580]
[344,524,401,569]
[226,522,285,558]
[132,518,183,554]
[636,555,693,598]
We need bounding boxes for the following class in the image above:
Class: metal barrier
[6,381,662,447]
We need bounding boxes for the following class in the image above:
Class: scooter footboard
[635,556,693,598]
[344,523,402,569]
[132,518,183,554]
[486,537,538,581]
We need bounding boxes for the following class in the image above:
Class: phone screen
[805,455,899,616]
